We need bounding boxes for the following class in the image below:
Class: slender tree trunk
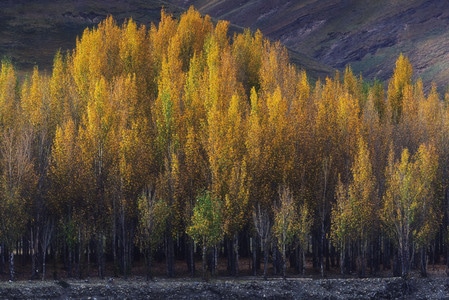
[122,210,127,279]
[112,202,117,276]
[384,238,391,270]
[165,225,175,278]
[68,247,72,278]
[97,235,104,279]
[188,237,195,277]
[0,242,4,275]
[282,240,286,279]
[273,242,278,275]
[226,239,232,274]
[42,249,47,281]
[340,242,345,275]
[31,226,39,278]
[302,248,306,275]
[9,251,14,281]
[78,229,81,279]
[252,237,257,276]
[234,233,239,276]
[213,245,218,276]
[320,224,325,277]
[87,241,91,278]
[146,249,153,281]
[263,239,268,280]
[420,246,427,277]
[400,236,410,278]
[202,241,207,281]
[320,158,330,278]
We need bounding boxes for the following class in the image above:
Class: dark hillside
[0,0,333,79]
[177,0,449,89]
[3,0,449,87]
[0,0,182,71]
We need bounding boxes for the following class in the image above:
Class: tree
[252,203,271,279]
[0,60,18,128]
[136,187,169,280]
[77,77,116,279]
[382,144,439,278]
[412,144,440,276]
[0,127,36,281]
[332,175,351,274]
[331,137,377,276]
[273,186,299,279]
[48,118,79,273]
[153,33,185,277]
[388,54,413,124]
[186,191,223,280]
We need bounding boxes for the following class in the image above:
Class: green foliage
[187,191,223,248]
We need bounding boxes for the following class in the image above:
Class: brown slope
[177,0,449,89]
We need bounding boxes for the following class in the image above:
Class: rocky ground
[0,275,448,299]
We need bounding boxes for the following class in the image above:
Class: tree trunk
[30,225,41,279]
[121,212,127,279]
[0,242,4,275]
[68,246,72,278]
[97,235,104,279]
[42,249,47,281]
[273,242,278,275]
[202,242,207,281]
[302,248,306,275]
[252,237,257,276]
[233,233,239,276]
[340,242,345,275]
[320,226,325,277]
[383,238,391,270]
[165,226,175,278]
[9,251,14,281]
[263,239,269,280]
[420,246,427,277]
[146,249,153,281]
[41,217,54,281]
[87,241,91,278]
[213,245,218,276]
[226,239,232,274]
[187,236,195,277]
[282,240,286,279]
[401,237,410,278]
[77,229,82,279]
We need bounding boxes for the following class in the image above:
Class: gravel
[0,276,448,299]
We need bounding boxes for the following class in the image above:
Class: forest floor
[0,257,449,299]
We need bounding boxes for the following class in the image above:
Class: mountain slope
[0,0,183,71]
[3,0,449,89]
[177,0,449,89]
[0,0,332,80]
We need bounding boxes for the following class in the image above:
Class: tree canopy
[0,7,447,280]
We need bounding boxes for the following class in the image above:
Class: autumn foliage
[0,8,447,280]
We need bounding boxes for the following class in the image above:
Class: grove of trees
[0,7,448,280]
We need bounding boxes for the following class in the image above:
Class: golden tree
[382,144,439,278]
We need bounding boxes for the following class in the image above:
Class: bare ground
[1,275,449,299]
[1,257,449,299]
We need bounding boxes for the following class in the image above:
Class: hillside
[176,0,449,89]
[0,0,334,79]
[0,0,183,71]
[3,0,449,88]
